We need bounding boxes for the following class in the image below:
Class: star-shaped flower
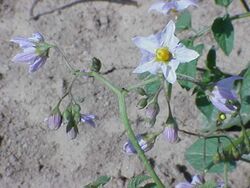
[209,76,242,114]
[149,0,198,14]
[132,20,199,84]
[11,32,52,72]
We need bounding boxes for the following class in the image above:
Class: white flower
[149,0,198,14]
[132,20,199,84]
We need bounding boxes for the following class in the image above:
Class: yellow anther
[156,48,172,63]
[219,113,226,121]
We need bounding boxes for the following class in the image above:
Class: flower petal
[29,32,44,42]
[175,182,194,188]
[29,56,47,72]
[176,0,198,11]
[133,35,160,53]
[216,76,243,90]
[133,60,160,75]
[162,20,179,50]
[209,93,237,114]
[10,37,34,48]
[140,49,155,65]
[12,47,37,63]
[174,44,199,63]
[148,2,166,12]
[81,114,96,127]
[217,87,237,100]
[161,63,178,84]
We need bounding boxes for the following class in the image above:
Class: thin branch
[240,0,250,12]
[30,0,138,20]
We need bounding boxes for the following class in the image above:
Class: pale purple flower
[47,114,62,130]
[149,0,198,14]
[209,76,242,114]
[163,125,178,143]
[175,174,204,188]
[123,133,156,155]
[80,114,97,127]
[163,114,179,143]
[11,32,52,72]
[133,20,199,84]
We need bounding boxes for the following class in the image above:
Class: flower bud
[91,57,102,72]
[67,126,78,140]
[232,147,240,160]
[136,88,146,96]
[123,133,157,155]
[137,98,148,109]
[191,174,205,185]
[47,106,62,130]
[145,103,159,125]
[163,116,178,143]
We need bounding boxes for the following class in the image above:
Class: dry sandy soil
[0,0,250,187]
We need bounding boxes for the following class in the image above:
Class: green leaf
[185,138,236,173]
[240,67,250,124]
[144,77,161,96]
[206,47,216,70]
[215,0,233,7]
[198,181,217,188]
[176,10,192,31]
[127,175,151,188]
[84,176,111,188]
[177,43,204,90]
[212,15,234,56]
[142,183,157,188]
[196,91,219,129]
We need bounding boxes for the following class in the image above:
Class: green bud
[136,88,146,96]
[213,153,220,164]
[137,98,148,109]
[72,103,81,114]
[91,57,102,72]
[232,147,240,160]
[244,136,250,153]
[63,108,72,121]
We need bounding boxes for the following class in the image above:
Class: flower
[46,106,62,130]
[123,133,157,155]
[67,126,78,140]
[132,20,199,84]
[175,174,204,188]
[80,114,97,127]
[163,112,179,143]
[208,76,242,114]
[11,32,52,72]
[145,102,160,125]
[149,0,197,14]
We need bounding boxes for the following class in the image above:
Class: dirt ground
[0,0,250,187]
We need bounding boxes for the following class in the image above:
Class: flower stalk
[83,71,166,187]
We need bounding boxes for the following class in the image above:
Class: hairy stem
[118,91,166,188]
[230,12,250,21]
[88,72,166,187]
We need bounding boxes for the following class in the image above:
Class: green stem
[176,73,205,88]
[89,72,121,95]
[224,163,228,188]
[230,12,250,21]
[127,76,160,92]
[88,72,165,187]
[190,26,210,40]
[240,0,250,12]
[54,46,75,73]
[118,91,166,188]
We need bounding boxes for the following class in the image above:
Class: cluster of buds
[46,103,96,140]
